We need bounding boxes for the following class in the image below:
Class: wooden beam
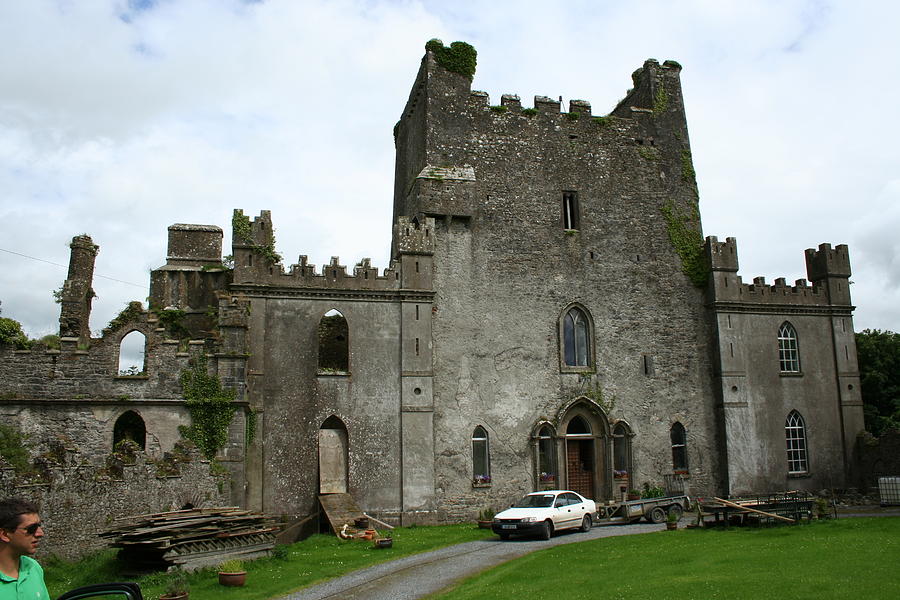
[713,497,795,523]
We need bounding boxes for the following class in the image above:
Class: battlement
[395,216,435,255]
[230,211,433,295]
[805,243,851,282]
[708,236,853,308]
[706,236,739,272]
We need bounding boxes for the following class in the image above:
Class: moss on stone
[425,39,477,79]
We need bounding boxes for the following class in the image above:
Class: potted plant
[476,508,494,529]
[160,570,189,600]
[627,489,641,501]
[217,559,247,587]
[666,510,678,530]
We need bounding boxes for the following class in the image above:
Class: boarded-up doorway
[318,416,348,494]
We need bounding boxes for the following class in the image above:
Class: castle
[0,42,865,547]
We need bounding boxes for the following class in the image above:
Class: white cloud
[1,0,898,338]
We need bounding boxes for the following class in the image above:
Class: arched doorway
[565,416,595,498]
[558,399,610,500]
[318,416,348,493]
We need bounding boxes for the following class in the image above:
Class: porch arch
[557,397,610,500]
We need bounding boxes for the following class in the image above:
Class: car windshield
[513,494,556,508]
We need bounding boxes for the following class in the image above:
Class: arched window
[535,425,556,486]
[472,426,490,484]
[612,422,632,478]
[670,422,688,473]
[318,309,349,373]
[785,411,808,474]
[113,410,146,450]
[562,307,591,368]
[778,322,800,373]
[118,330,146,376]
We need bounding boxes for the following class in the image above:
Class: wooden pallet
[318,493,365,536]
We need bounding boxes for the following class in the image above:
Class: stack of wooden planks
[100,507,281,570]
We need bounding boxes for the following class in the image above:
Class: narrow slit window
[562,191,580,230]
[472,426,490,484]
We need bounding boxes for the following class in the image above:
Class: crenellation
[534,95,560,113]
[569,99,591,115]
[500,94,521,110]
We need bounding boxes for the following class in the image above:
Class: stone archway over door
[318,418,348,493]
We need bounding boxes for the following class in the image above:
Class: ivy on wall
[425,39,477,79]
[179,356,236,460]
[653,83,668,114]
[232,212,282,264]
[661,199,709,288]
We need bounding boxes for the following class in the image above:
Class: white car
[492,490,597,540]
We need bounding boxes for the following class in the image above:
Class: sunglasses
[19,522,43,535]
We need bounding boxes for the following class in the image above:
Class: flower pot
[666,522,678,531]
[373,537,393,549]
[354,517,369,529]
[477,520,493,529]
[218,571,247,587]
[361,529,377,540]
[627,494,640,501]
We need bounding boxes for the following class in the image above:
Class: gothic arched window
[778,322,801,373]
[561,306,593,370]
[786,411,808,474]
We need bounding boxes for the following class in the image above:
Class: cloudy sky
[1,0,898,341]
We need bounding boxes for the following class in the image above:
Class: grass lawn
[44,524,495,600]
[429,518,900,600]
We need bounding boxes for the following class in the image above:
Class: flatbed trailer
[595,495,692,524]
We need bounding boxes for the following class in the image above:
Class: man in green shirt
[0,499,49,600]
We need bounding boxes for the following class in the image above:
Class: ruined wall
[1,446,228,560]
[393,50,722,517]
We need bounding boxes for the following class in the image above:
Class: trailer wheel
[540,520,553,540]
[580,514,592,532]
[667,505,684,521]
[648,507,667,524]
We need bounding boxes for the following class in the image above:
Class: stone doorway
[565,437,595,499]
[318,416,348,494]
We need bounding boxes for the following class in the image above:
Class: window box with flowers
[473,474,492,488]
[538,472,556,489]
[613,469,629,479]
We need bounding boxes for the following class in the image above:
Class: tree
[856,329,900,436]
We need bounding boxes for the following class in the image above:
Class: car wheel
[667,505,683,521]
[499,532,510,540]
[540,520,553,540]
[580,514,592,532]
[648,507,667,524]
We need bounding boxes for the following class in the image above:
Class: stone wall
[1,446,229,560]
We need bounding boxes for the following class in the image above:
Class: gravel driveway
[279,522,663,600]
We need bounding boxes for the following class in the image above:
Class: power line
[0,247,148,289]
